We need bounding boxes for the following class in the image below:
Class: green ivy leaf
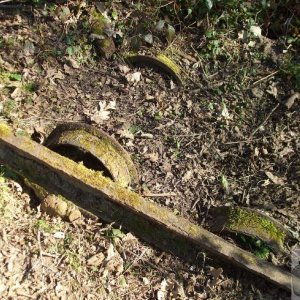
[9,73,22,81]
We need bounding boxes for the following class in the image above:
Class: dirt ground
[0,1,299,299]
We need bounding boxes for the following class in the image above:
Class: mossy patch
[90,8,107,35]
[45,125,138,187]
[227,206,286,250]
[0,123,11,136]
[90,8,116,58]
[156,54,181,75]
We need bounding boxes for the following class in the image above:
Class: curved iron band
[45,123,138,188]
[126,55,183,86]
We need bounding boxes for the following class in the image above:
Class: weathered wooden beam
[0,124,292,291]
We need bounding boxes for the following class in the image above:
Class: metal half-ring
[45,123,138,188]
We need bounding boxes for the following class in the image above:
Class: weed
[237,234,271,259]
[0,176,13,219]
[280,55,300,89]
[23,82,37,93]
[105,227,126,244]
[154,111,163,121]
[3,100,16,115]
[129,125,141,135]
[36,219,52,233]
[8,73,22,81]
[65,250,82,271]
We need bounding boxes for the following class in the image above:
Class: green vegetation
[237,234,271,259]
[228,206,286,250]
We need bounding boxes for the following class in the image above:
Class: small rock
[68,209,82,223]
[41,194,68,218]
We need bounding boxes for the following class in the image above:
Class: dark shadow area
[49,144,114,180]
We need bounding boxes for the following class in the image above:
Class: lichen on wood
[125,54,183,86]
[90,8,115,59]
[0,123,293,291]
[45,123,138,187]
[210,206,289,252]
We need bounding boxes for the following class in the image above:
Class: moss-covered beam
[0,123,292,291]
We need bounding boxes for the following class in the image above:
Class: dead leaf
[101,243,124,278]
[209,267,223,287]
[182,170,193,182]
[142,277,150,285]
[91,100,116,124]
[250,25,262,37]
[157,279,167,300]
[65,57,80,69]
[265,171,284,185]
[126,71,141,84]
[119,64,131,74]
[145,152,159,162]
[266,85,278,98]
[117,124,134,140]
[279,147,294,158]
[87,252,105,267]
[285,92,299,109]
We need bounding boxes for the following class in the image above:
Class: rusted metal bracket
[0,123,293,291]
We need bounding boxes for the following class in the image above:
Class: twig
[252,71,278,86]
[0,0,13,3]
[122,249,148,274]
[158,0,174,8]
[37,230,43,259]
[123,248,169,275]
[250,103,280,137]
[143,192,176,197]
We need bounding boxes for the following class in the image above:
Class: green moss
[156,54,181,75]
[52,129,136,187]
[0,123,11,136]
[100,39,112,49]
[91,8,108,35]
[24,178,48,199]
[227,207,286,248]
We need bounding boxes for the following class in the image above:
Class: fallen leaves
[90,100,116,124]
[87,252,105,267]
[125,71,142,84]
[101,243,124,278]
[265,171,285,186]
[157,275,186,300]
[285,92,299,109]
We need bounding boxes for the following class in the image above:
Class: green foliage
[8,73,22,81]
[237,234,271,259]
[23,82,37,93]
[280,56,300,89]
[105,227,126,243]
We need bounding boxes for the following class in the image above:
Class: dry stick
[250,103,280,137]
[143,192,176,197]
[122,248,148,274]
[0,0,13,3]
[252,71,278,86]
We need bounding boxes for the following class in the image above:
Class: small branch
[122,249,148,274]
[252,71,278,86]
[143,192,176,197]
[250,103,280,137]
